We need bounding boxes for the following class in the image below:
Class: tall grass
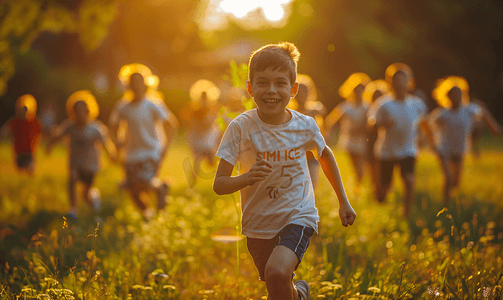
[1,137,503,299]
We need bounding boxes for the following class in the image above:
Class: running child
[325,72,371,189]
[363,79,389,192]
[429,76,502,205]
[110,71,179,219]
[289,74,327,188]
[46,91,116,217]
[213,42,356,300]
[180,80,222,184]
[0,94,41,175]
[368,63,427,217]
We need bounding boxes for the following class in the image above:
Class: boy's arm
[317,146,356,227]
[0,120,11,139]
[46,121,69,154]
[480,107,502,136]
[213,158,272,195]
[160,113,179,159]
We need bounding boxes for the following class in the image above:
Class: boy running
[46,91,116,217]
[325,72,371,189]
[213,42,356,300]
[429,76,502,205]
[110,72,179,219]
[1,94,41,175]
[368,64,427,217]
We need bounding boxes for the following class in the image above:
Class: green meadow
[1,135,502,299]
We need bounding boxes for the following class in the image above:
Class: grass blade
[446,283,462,300]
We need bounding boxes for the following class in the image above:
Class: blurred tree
[0,0,118,96]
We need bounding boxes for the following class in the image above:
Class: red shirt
[9,118,41,154]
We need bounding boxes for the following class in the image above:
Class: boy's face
[448,86,462,108]
[130,73,147,99]
[247,67,298,123]
[392,71,407,95]
[74,101,89,123]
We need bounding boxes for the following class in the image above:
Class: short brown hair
[248,42,300,84]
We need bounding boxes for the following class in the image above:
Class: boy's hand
[339,202,356,227]
[246,159,272,186]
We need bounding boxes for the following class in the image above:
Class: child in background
[0,94,41,175]
[368,64,428,217]
[180,80,222,183]
[289,74,327,188]
[46,91,116,217]
[325,73,371,190]
[110,72,179,219]
[429,76,502,205]
[109,63,166,189]
[213,42,356,300]
[363,79,389,193]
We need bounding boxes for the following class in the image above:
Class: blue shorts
[246,224,314,281]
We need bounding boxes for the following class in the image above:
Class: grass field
[1,134,503,299]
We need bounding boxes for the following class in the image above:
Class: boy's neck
[257,109,292,125]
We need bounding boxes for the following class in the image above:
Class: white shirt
[429,105,481,156]
[61,120,108,173]
[335,101,369,154]
[114,98,171,163]
[368,94,427,160]
[216,109,326,239]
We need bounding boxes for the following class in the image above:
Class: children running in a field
[429,76,502,205]
[213,42,356,300]
[110,71,179,219]
[46,91,116,217]
[1,94,41,175]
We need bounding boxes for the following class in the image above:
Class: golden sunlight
[198,0,295,31]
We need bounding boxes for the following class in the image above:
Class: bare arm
[213,159,272,195]
[481,107,502,136]
[0,120,11,139]
[420,118,438,155]
[160,113,180,161]
[46,121,70,154]
[324,105,345,135]
[318,146,356,227]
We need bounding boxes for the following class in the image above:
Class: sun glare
[199,0,294,31]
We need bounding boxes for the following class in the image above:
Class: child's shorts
[125,159,157,186]
[16,153,33,169]
[246,223,314,281]
[70,168,96,186]
[379,157,416,186]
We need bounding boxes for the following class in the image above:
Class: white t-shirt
[368,94,427,160]
[113,98,171,163]
[61,120,108,173]
[216,109,326,239]
[429,105,482,156]
[335,101,369,154]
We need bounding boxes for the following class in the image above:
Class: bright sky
[199,0,295,31]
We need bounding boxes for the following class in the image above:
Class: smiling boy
[213,42,356,300]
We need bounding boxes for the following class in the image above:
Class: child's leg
[438,156,453,206]
[68,170,78,212]
[348,152,364,185]
[399,158,416,217]
[264,245,299,300]
[129,184,148,211]
[376,160,394,203]
[450,157,463,189]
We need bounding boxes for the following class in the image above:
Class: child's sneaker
[294,280,310,300]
